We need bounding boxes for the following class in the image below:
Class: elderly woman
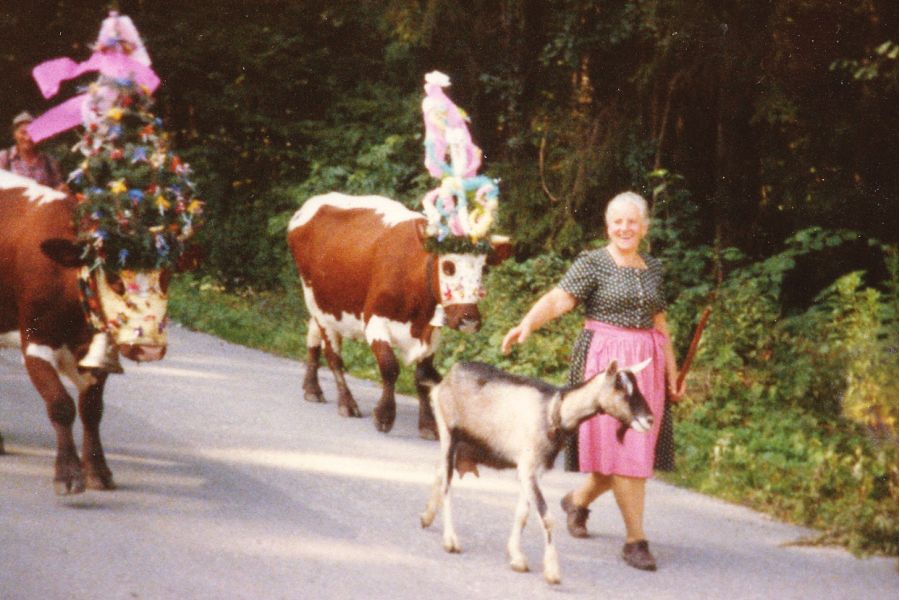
[502,191,684,571]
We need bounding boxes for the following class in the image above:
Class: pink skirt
[577,321,667,478]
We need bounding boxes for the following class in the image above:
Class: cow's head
[428,232,513,333]
[41,239,170,362]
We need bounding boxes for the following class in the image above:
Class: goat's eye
[442,260,456,276]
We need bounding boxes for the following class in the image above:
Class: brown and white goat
[419,359,653,584]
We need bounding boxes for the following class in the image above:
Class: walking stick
[676,304,712,391]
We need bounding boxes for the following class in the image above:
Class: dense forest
[2,1,897,554]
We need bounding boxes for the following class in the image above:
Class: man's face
[13,123,34,152]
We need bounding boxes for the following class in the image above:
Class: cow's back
[287,193,431,321]
[0,173,81,343]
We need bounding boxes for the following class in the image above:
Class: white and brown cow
[0,170,171,494]
[287,193,509,438]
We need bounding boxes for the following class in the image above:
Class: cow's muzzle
[120,344,167,362]
[444,304,482,333]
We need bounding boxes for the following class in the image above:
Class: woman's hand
[667,377,686,403]
[501,323,529,355]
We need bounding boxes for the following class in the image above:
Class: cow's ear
[487,235,513,266]
[175,243,205,273]
[415,219,428,244]
[40,239,86,268]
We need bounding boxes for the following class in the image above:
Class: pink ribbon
[422,82,482,179]
[27,52,160,142]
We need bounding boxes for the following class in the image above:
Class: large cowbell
[92,268,169,362]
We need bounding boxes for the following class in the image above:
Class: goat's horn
[626,357,652,374]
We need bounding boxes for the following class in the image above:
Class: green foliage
[436,254,581,384]
[666,230,899,555]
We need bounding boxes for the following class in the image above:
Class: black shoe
[622,540,657,571]
[560,492,590,538]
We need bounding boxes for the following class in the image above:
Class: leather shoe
[622,540,657,571]
[560,492,590,538]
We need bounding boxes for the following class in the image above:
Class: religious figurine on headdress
[420,71,499,249]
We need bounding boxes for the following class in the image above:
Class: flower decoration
[70,77,203,271]
[419,71,499,255]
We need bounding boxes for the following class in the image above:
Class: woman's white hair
[605,191,650,226]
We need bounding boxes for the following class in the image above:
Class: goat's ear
[605,360,618,375]
[626,357,652,374]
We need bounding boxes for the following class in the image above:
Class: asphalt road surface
[1,326,896,599]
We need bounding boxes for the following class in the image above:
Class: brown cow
[287,192,509,439]
[0,170,171,494]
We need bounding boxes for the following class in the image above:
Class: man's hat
[12,111,34,128]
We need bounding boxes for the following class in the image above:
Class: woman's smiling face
[606,202,647,253]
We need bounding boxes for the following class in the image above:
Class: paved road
[0,326,896,599]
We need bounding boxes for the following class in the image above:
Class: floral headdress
[28,12,202,271]
[420,71,499,254]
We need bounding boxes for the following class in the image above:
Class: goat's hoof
[443,536,461,553]
[418,427,438,441]
[420,513,434,528]
[544,570,561,585]
[303,390,325,403]
[509,557,529,573]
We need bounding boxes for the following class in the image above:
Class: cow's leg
[414,356,440,440]
[23,349,84,495]
[302,320,325,403]
[321,333,360,418]
[0,430,5,455]
[78,372,115,490]
[370,340,398,433]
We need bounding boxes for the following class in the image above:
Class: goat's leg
[507,461,533,573]
[440,438,461,553]
[420,461,444,528]
[529,476,561,584]
[302,321,325,403]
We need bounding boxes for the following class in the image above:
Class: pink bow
[27,52,160,142]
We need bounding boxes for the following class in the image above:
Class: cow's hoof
[0,433,5,455]
[338,403,361,418]
[54,474,86,496]
[418,427,438,441]
[303,390,326,403]
[374,416,395,434]
[86,471,116,491]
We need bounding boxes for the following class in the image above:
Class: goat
[419,358,653,584]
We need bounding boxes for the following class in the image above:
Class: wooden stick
[676,305,712,390]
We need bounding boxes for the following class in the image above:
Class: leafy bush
[668,229,898,555]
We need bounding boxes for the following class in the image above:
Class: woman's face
[606,202,647,253]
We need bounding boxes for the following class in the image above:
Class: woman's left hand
[667,378,686,403]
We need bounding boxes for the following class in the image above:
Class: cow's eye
[106,271,125,295]
[442,260,456,276]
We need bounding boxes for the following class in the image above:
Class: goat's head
[598,359,654,435]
